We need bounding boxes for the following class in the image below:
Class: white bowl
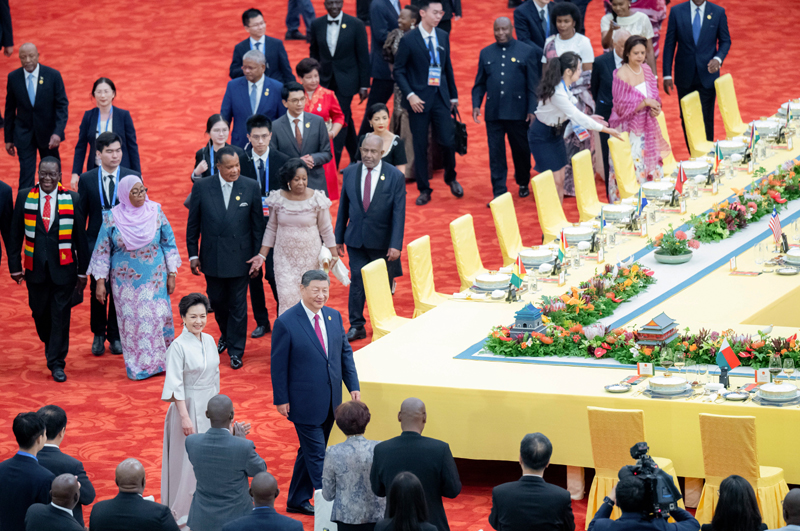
[562,226,593,244]
[718,139,747,157]
[641,181,674,199]
[705,382,725,393]
[681,160,710,176]
[519,249,555,266]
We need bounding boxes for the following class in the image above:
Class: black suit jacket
[0,0,12,48]
[89,492,180,531]
[489,476,575,531]
[394,28,457,111]
[193,143,247,179]
[310,14,370,99]
[25,504,84,531]
[229,37,293,83]
[71,107,141,174]
[472,39,538,121]
[370,432,462,531]
[370,0,399,80]
[221,507,304,531]
[8,188,90,285]
[77,166,141,251]
[335,162,405,250]
[239,147,289,198]
[0,179,12,267]
[588,503,699,531]
[591,51,616,120]
[4,64,69,146]
[514,1,555,58]
[186,175,265,278]
[0,454,55,531]
[36,446,96,527]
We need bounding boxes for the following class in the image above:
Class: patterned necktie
[692,6,702,44]
[27,74,35,106]
[258,158,266,193]
[363,169,372,211]
[250,83,258,114]
[43,194,51,231]
[105,174,115,206]
[293,119,303,151]
[314,314,326,355]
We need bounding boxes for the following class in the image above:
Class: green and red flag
[715,337,741,369]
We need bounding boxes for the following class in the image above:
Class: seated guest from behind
[222,472,303,531]
[701,475,767,531]
[375,472,438,531]
[24,474,83,531]
[776,489,800,531]
[588,476,699,531]
[490,432,574,531]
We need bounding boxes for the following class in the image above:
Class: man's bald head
[613,30,631,57]
[398,398,427,433]
[207,394,235,428]
[51,473,80,510]
[784,489,800,524]
[493,17,513,44]
[362,134,382,150]
[250,472,280,507]
[19,43,39,73]
[115,458,146,494]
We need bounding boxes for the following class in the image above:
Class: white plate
[682,160,709,170]
[777,267,799,276]
[757,389,800,403]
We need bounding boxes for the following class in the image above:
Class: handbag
[452,108,468,156]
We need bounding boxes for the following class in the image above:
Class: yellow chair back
[698,414,760,481]
[680,91,716,158]
[656,112,678,176]
[450,214,488,291]
[531,171,569,244]
[489,193,523,266]
[608,135,640,199]
[361,258,401,341]
[587,407,645,471]
[572,150,605,221]
[715,74,748,139]
[407,236,449,318]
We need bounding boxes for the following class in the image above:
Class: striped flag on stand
[749,123,760,149]
[511,255,526,288]
[557,230,568,263]
[675,163,688,194]
[769,207,782,244]
[714,142,722,174]
[716,338,741,369]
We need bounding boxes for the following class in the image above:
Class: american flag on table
[769,207,782,244]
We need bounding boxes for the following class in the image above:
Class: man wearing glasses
[229,8,293,84]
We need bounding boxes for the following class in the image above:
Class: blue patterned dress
[87,206,182,380]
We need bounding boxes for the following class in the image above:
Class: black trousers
[90,276,119,341]
[677,70,716,151]
[249,248,278,327]
[356,0,371,24]
[358,79,395,137]
[408,97,457,193]
[288,406,335,507]
[337,524,376,531]
[486,119,531,197]
[438,19,451,33]
[27,268,75,371]
[346,246,401,329]
[18,136,60,189]
[205,275,249,360]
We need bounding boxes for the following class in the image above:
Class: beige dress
[160,326,220,526]
[263,189,336,315]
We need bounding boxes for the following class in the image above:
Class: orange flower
[622,268,630,276]
[586,304,594,311]
[682,341,689,347]
[624,279,633,287]
[631,264,640,274]
[560,294,571,304]
[643,347,653,357]
[720,200,730,209]
[782,348,788,354]
[540,337,553,345]
[689,345,697,352]
[569,324,584,334]
[719,212,726,220]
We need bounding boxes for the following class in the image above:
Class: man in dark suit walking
[662,0,731,147]
[357,0,399,138]
[89,458,180,531]
[0,412,55,531]
[412,0,460,33]
[4,43,69,189]
[222,472,303,531]
[335,135,405,341]
[230,8,293,83]
[24,474,83,531]
[309,0,370,165]
[394,0,463,206]
[239,114,288,338]
[77,131,141,357]
[186,146,266,369]
[36,405,96,527]
[270,270,360,515]
[490,433,575,531]
[370,398,462,531]
[472,17,537,200]
[8,158,89,383]
[514,0,554,72]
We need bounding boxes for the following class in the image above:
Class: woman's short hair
[403,5,421,24]
[622,35,648,64]
[92,77,116,97]
[279,158,307,190]
[296,57,321,79]
[205,113,229,134]
[367,103,390,122]
[335,401,371,435]
[179,293,211,317]
[388,472,429,527]
[711,475,763,531]
[551,2,582,33]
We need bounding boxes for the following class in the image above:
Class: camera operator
[588,476,700,531]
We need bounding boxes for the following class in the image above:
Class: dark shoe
[285,30,306,40]
[109,339,123,355]
[286,502,315,515]
[449,180,464,198]
[91,335,105,356]
[52,368,67,383]
[519,185,530,198]
[346,327,367,341]
[218,338,227,354]
[230,357,243,370]
[416,191,432,205]
[251,323,270,338]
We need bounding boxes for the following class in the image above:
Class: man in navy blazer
[335,135,405,341]
[4,43,69,189]
[514,0,554,72]
[662,0,731,147]
[358,0,399,138]
[271,269,360,515]
[230,8,293,83]
[222,50,286,149]
[222,472,303,531]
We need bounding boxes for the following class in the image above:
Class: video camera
[618,442,683,518]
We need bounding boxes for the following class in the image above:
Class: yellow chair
[572,149,607,221]
[608,135,640,199]
[449,214,488,291]
[489,193,524,266]
[696,414,789,529]
[531,171,569,244]
[680,91,715,158]
[361,258,411,342]
[586,407,683,529]
[656,112,678,176]
[715,74,748,139]
[407,236,449,318]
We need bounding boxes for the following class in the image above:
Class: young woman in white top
[600,0,656,74]
[528,52,623,204]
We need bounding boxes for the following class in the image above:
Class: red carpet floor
[0,0,799,528]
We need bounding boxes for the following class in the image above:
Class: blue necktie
[254,41,261,51]
[427,36,437,66]
[26,74,35,106]
[541,8,549,39]
[250,83,258,114]
[692,7,701,44]
[258,158,266,193]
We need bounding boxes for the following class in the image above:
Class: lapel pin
[305,122,310,128]
[265,88,269,96]
[511,57,516,62]
[380,175,385,180]
[707,14,712,19]
[235,195,240,201]
[39,77,43,84]
[328,315,332,320]
[341,23,346,28]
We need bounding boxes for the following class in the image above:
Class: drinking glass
[660,348,674,376]
[769,355,783,382]
[784,358,795,381]
[674,351,686,376]
[685,360,698,386]
[754,242,765,265]
[697,363,709,384]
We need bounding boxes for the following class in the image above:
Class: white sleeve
[600,14,611,34]
[551,89,604,132]
[579,36,595,63]
[640,14,655,40]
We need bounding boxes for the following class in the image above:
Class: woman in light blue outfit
[322,401,386,531]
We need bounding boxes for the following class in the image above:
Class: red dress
[305,87,345,200]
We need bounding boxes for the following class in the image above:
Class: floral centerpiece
[648,224,700,264]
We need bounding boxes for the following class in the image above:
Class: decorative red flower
[688,239,700,249]
[675,231,687,240]
[768,190,787,204]
[594,347,607,358]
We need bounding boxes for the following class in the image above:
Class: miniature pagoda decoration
[509,303,547,338]
[635,312,679,347]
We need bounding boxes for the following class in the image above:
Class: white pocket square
[239,202,248,207]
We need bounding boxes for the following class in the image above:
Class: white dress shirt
[360,161,382,203]
[288,111,305,139]
[219,175,233,209]
[409,25,456,103]
[253,148,270,192]
[301,300,328,353]
[327,13,343,56]
[26,64,40,101]
[50,503,74,516]
[101,166,119,204]
[250,75,265,113]
[663,1,722,81]
[614,51,623,69]
[40,189,57,223]
[250,36,266,52]
[534,82,604,132]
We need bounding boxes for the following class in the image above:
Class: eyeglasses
[131,187,148,197]
[286,97,305,104]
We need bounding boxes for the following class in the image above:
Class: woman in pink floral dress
[87,176,182,379]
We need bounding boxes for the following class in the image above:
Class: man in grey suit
[269,81,331,194]
[186,395,267,531]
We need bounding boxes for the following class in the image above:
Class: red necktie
[363,169,372,211]
[294,119,303,151]
[314,314,327,356]
[43,195,51,231]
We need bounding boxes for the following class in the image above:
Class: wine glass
[685,359,698,387]
[754,242,765,266]
[660,348,674,376]
[784,358,795,381]
[697,363,709,385]
[674,351,686,377]
[769,355,783,383]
